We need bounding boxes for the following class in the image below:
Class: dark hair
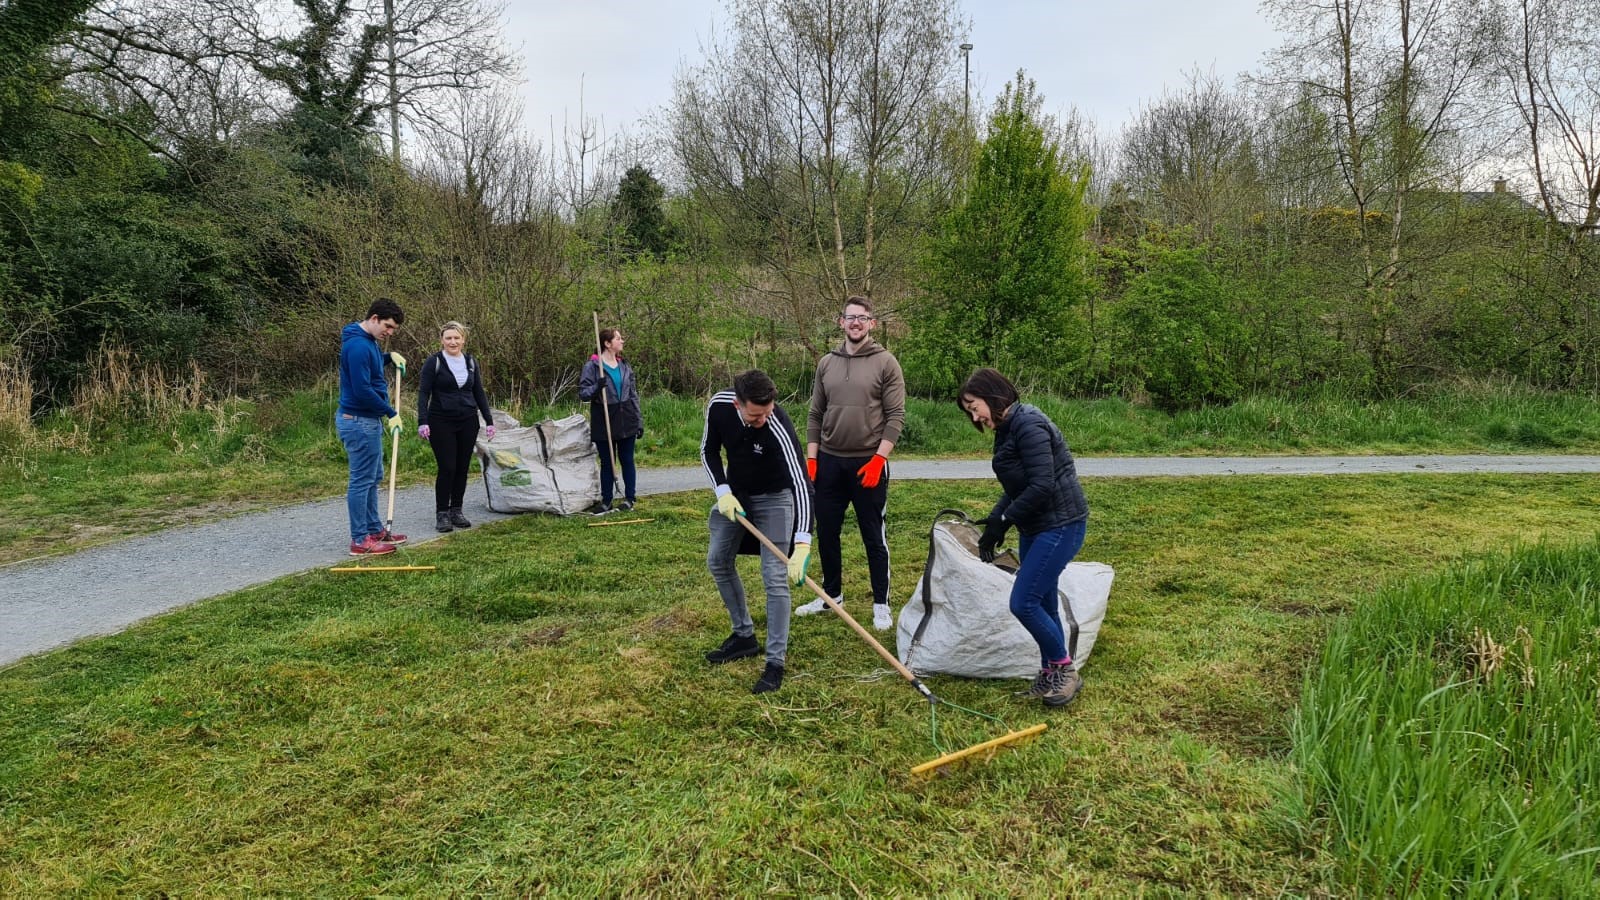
[841,295,873,316]
[366,297,405,325]
[732,369,777,405]
[599,327,620,348]
[956,367,1019,431]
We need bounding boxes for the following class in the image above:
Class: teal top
[605,361,623,401]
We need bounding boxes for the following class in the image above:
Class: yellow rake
[735,515,1048,778]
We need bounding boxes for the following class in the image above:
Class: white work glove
[387,351,407,376]
[385,414,403,436]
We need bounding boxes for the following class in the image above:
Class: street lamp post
[959,42,972,128]
[386,0,400,162]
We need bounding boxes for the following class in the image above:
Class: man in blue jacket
[338,298,408,555]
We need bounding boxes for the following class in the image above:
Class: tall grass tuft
[71,346,209,433]
[1288,540,1600,895]
[0,360,34,446]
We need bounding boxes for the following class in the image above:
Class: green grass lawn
[5,382,1600,566]
[3,475,1598,893]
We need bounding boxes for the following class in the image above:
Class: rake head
[910,722,1049,779]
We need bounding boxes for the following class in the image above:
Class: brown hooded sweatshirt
[806,338,906,456]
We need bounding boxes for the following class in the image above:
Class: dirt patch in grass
[514,626,568,647]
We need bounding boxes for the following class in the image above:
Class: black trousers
[428,411,480,511]
[814,450,891,604]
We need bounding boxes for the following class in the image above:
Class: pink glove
[485,425,497,440]
[417,424,431,440]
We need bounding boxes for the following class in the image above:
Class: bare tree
[669,0,966,348]
[1262,0,1491,390]
[1491,0,1600,242]
[67,0,516,158]
[1118,68,1265,242]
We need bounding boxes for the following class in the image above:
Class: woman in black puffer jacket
[416,321,495,532]
[958,367,1089,709]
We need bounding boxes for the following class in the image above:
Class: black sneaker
[704,632,760,664]
[752,662,785,694]
[586,501,613,516]
[448,507,472,528]
[435,511,454,533]
[617,499,635,512]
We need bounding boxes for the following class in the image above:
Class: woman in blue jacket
[416,321,495,532]
[958,367,1090,709]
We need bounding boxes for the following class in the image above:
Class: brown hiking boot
[1041,664,1083,708]
[1014,668,1051,699]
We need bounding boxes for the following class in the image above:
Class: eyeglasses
[840,314,874,323]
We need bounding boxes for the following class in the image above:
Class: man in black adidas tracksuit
[700,370,815,694]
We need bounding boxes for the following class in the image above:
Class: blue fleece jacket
[338,322,396,419]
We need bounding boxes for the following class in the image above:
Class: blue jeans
[707,491,794,665]
[1012,519,1088,667]
[338,413,385,543]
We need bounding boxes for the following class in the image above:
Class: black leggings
[428,412,481,511]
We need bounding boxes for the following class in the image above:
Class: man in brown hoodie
[799,296,907,631]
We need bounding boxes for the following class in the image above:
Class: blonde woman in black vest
[416,321,495,532]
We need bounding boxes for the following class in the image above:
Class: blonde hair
[440,321,468,338]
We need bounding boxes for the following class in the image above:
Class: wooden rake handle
[733,514,934,700]
[385,368,402,527]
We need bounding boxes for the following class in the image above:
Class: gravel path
[5,454,1599,667]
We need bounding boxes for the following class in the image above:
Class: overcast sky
[502,1,1287,146]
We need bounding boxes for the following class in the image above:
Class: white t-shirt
[444,353,468,387]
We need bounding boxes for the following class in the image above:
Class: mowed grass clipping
[1290,541,1600,895]
[3,476,1600,894]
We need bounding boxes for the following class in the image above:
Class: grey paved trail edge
[5,455,1600,667]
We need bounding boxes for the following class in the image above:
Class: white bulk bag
[896,510,1113,680]
[475,410,601,515]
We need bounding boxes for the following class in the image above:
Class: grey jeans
[707,491,794,665]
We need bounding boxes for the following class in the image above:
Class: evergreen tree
[610,165,673,257]
[905,71,1091,394]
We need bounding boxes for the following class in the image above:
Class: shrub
[1108,246,1245,410]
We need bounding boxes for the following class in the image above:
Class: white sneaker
[872,603,893,631]
[796,596,840,616]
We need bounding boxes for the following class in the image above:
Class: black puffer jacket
[988,403,1088,535]
[578,355,644,442]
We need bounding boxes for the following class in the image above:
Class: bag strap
[904,509,972,668]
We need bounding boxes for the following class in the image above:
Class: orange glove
[806,457,817,482]
[856,454,887,488]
